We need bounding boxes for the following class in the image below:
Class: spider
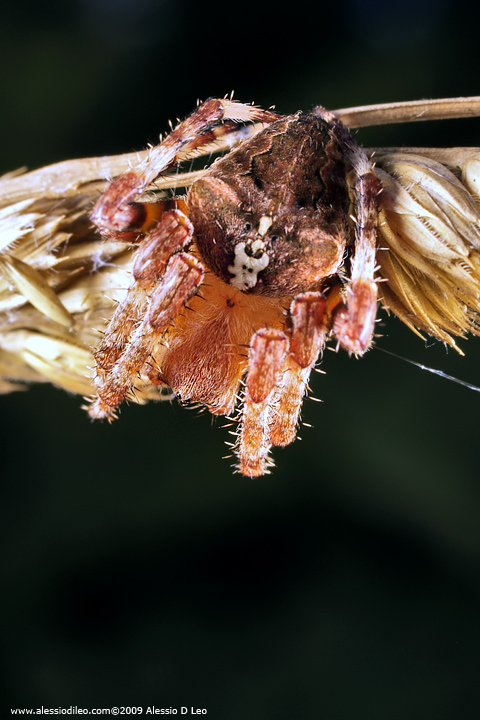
[87,98,381,477]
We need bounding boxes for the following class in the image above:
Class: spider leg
[90,252,203,418]
[315,106,382,355]
[269,293,327,447]
[88,210,198,419]
[237,296,327,476]
[94,210,192,370]
[91,99,279,236]
[237,328,289,477]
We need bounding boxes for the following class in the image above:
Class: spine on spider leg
[269,294,327,447]
[237,329,289,477]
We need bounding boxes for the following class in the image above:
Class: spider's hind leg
[315,106,382,355]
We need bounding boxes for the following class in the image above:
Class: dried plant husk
[372,147,480,351]
[0,156,137,395]
[1,101,480,397]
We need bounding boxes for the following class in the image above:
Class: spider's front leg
[90,98,279,238]
[88,209,203,419]
[237,328,289,477]
[269,293,327,447]
[238,293,327,477]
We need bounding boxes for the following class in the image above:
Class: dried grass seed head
[1,98,480,407]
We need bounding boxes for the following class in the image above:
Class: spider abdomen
[187,112,350,297]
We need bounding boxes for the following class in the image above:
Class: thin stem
[332,96,480,128]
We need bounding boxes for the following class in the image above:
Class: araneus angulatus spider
[88,98,381,476]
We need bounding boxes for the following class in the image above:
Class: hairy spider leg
[238,282,371,476]
[91,253,204,418]
[88,211,199,419]
[314,106,381,355]
[269,293,327,447]
[90,99,280,237]
[237,328,289,477]
[93,210,192,371]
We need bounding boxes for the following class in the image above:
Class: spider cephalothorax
[87,98,381,476]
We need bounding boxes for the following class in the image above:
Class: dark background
[2,1,480,717]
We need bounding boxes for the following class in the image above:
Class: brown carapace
[87,98,381,476]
